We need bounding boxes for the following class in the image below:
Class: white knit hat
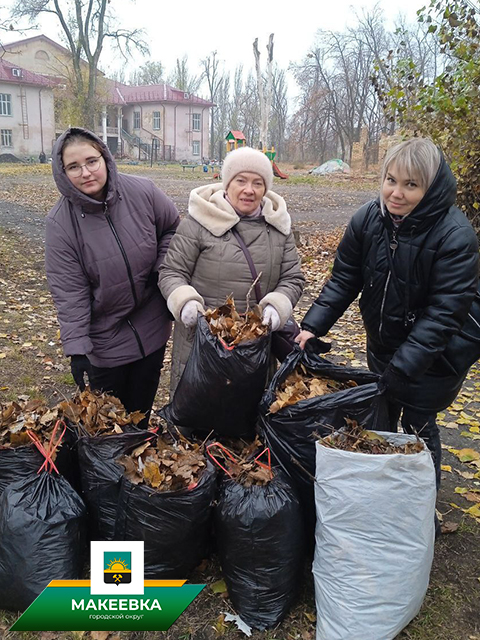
[222,147,274,192]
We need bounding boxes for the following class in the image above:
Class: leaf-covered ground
[0,164,479,640]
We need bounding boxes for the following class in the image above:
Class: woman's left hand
[262,305,281,331]
[295,330,316,349]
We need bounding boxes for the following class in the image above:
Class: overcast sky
[3,0,425,93]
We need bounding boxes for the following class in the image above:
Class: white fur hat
[222,146,274,192]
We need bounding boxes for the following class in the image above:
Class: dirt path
[0,167,479,640]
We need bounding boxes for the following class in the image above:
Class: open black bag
[77,429,152,540]
[214,468,304,630]
[160,315,270,437]
[0,428,86,612]
[0,421,79,499]
[114,460,217,578]
[258,343,388,530]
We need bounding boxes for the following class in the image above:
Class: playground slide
[272,161,289,179]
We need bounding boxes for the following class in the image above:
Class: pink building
[0,58,55,158]
[104,81,214,162]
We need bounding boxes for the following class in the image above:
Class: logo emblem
[103,552,131,586]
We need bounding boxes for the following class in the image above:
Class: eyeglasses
[65,156,103,178]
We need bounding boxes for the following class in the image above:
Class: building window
[133,111,141,129]
[1,129,12,147]
[192,113,201,132]
[35,50,50,61]
[0,94,12,116]
[153,111,161,130]
[192,140,200,156]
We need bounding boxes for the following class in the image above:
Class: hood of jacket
[382,151,457,235]
[188,183,292,236]
[51,127,119,213]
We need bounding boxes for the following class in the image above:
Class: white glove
[181,300,205,328]
[262,304,281,331]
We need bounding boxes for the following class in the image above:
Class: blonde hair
[380,138,441,209]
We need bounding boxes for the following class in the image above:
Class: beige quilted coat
[159,183,305,393]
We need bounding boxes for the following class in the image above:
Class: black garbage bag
[0,445,44,498]
[114,460,217,578]
[0,421,79,499]
[0,472,86,611]
[258,344,388,531]
[214,469,304,630]
[160,315,270,437]
[77,430,152,540]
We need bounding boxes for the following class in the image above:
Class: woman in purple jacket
[46,127,180,426]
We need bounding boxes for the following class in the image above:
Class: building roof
[227,130,246,140]
[2,34,74,58]
[108,81,214,107]
[0,58,54,87]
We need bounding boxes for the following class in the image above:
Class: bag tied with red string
[209,443,304,630]
[0,421,87,611]
[159,315,270,437]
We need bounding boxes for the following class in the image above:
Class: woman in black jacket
[296,138,479,487]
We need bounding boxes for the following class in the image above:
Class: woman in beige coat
[159,146,305,393]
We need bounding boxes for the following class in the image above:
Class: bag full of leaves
[61,388,147,541]
[258,344,388,536]
[0,422,86,611]
[313,429,436,640]
[208,442,304,630]
[114,435,217,578]
[0,399,77,498]
[159,297,271,438]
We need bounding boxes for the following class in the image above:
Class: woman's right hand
[295,330,316,350]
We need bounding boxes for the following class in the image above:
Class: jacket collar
[52,127,119,213]
[188,183,292,237]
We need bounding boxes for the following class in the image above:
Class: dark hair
[61,132,104,162]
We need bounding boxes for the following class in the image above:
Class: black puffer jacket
[302,155,479,411]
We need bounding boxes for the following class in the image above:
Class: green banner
[11,583,205,631]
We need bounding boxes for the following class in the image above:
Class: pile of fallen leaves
[207,437,273,487]
[318,419,425,455]
[269,364,357,413]
[118,435,206,492]
[56,388,144,436]
[205,295,269,346]
[0,398,64,451]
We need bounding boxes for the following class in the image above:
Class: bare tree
[253,34,274,149]
[167,55,201,94]
[270,65,289,159]
[130,60,164,86]
[200,50,224,158]
[11,0,148,129]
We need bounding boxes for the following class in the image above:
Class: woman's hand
[180,300,205,328]
[70,355,93,391]
[262,305,281,331]
[295,330,316,350]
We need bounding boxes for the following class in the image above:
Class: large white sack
[313,432,436,640]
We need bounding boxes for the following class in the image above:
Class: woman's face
[226,172,266,215]
[382,162,426,217]
[62,141,107,200]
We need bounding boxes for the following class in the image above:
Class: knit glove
[380,364,411,400]
[180,300,205,328]
[70,355,93,391]
[262,304,281,331]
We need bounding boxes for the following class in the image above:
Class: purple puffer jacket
[45,127,180,368]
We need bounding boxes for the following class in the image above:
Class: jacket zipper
[378,229,398,344]
[104,203,146,359]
